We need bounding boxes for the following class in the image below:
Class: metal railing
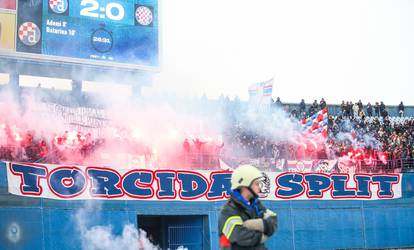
[2,148,414,173]
[358,158,414,173]
[180,153,414,173]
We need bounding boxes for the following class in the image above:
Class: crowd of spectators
[0,127,168,166]
[0,86,413,171]
[217,97,413,170]
[286,98,407,119]
[221,122,322,162]
[0,126,105,164]
[180,138,224,169]
[328,116,414,161]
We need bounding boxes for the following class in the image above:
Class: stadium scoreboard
[0,0,159,71]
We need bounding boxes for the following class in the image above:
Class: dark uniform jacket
[218,191,277,250]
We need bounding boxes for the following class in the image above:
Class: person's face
[250,179,261,196]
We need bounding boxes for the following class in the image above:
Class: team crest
[49,0,68,14]
[18,22,41,46]
[135,6,153,26]
[259,172,271,198]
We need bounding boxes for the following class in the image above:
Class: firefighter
[218,165,277,249]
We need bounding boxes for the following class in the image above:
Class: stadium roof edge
[0,56,154,85]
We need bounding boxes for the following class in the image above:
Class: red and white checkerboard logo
[135,6,153,26]
[18,22,41,46]
[49,0,68,14]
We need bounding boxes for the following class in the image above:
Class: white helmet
[231,165,262,190]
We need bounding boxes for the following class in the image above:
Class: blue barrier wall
[1,162,413,250]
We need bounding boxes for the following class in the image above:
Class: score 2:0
[80,0,125,21]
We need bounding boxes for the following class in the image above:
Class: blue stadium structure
[1,162,414,250]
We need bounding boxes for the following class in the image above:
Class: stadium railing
[181,153,414,173]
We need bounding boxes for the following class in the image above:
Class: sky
[1,0,413,105]
[149,0,413,105]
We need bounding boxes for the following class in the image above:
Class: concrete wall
[1,162,413,250]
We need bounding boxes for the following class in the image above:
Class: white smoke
[74,201,188,250]
[334,119,382,150]
[242,105,302,142]
[81,224,154,250]
[0,82,389,168]
[0,85,226,167]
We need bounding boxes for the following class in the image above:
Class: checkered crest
[18,22,41,46]
[135,6,153,26]
[49,0,68,14]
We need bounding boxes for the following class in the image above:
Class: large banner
[32,102,108,135]
[6,162,402,201]
[285,160,338,173]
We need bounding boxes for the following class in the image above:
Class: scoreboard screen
[0,0,159,70]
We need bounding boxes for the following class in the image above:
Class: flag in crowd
[248,77,274,108]
[301,107,328,138]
